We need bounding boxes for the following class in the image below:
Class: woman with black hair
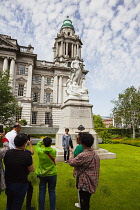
[4,133,34,210]
[69,133,100,210]
[36,137,57,210]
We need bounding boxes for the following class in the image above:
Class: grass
[1,144,140,210]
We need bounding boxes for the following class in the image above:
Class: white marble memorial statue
[65,57,89,100]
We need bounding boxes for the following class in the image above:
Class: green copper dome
[61,16,74,29]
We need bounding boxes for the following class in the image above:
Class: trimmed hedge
[111,138,140,147]
[96,128,140,138]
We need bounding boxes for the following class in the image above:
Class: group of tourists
[0,124,100,210]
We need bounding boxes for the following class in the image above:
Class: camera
[25,133,31,140]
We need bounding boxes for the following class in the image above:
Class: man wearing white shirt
[6,124,22,149]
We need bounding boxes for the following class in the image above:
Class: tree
[0,70,19,126]
[111,86,140,139]
[93,114,105,129]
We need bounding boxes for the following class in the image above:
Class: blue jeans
[39,175,57,210]
[6,182,28,210]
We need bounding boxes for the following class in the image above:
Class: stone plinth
[56,98,98,150]
[52,146,116,162]
[55,98,116,160]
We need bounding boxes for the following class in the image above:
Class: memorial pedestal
[55,98,116,161]
[56,98,98,150]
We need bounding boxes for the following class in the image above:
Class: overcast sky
[0,0,140,116]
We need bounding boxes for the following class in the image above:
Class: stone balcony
[36,60,54,67]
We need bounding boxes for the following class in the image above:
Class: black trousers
[79,190,92,210]
[64,150,70,161]
[26,181,33,209]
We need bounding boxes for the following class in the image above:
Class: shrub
[111,134,120,139]
[19,119,27,126]
[131,141,140,147]
[102,139,112,144]
[111,139,122,144]
[121,139,140,147]
[98,130,111,139]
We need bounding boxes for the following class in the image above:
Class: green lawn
[1,144,140,210]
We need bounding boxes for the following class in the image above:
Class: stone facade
[0,17,88,127]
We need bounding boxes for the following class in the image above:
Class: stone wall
[21,126,59,134]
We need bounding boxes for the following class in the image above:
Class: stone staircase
[52,146,116,162]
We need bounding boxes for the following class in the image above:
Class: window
[16,108,22,122]
[19,66,25,74]
[46,78,51,85]
[68,62,71,67]
[46,93,50,103]
[45,112,50,124]
[45,112,53,126]
[34,76,39,84]
[18,84,24,96]
[32,112,37,124]
[33,92,38,102]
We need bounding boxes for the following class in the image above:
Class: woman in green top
[36,137,57,210]
[74,133,84,158]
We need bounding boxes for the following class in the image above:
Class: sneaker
[75,203,81,208]
[64,161,67,163]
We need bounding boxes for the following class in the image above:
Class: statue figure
[65,57,89,101]
[70,57,83,86]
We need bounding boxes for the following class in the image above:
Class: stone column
[66,42,68,56]
[40,75,45,103]
[72,44,74,58]
[76,44,79,56]
[60,41,63,56]
[58,75,62,104]
[26,64,33,98]
[74,44,76,57]
[56,42,58,56]
[53,75,58,103]
[9,58,15,88]
[79,46,81,59]
[3,57,8,72]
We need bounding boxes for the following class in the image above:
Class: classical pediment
[16,77,27,82]
[0,34,19,51]
[32,86,40,90]
[44,87,52,91]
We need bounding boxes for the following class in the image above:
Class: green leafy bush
[111,134,120,139]
[98,130,111,139]
[102,139,112,144]
[111,139,123,144]
[19,119,27,126]
[131,141,140,147]
[96,128,140,138]
[111,138,140,147]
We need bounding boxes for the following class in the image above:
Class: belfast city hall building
[0,17,88,127]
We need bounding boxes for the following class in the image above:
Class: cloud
[0,0,140,115]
